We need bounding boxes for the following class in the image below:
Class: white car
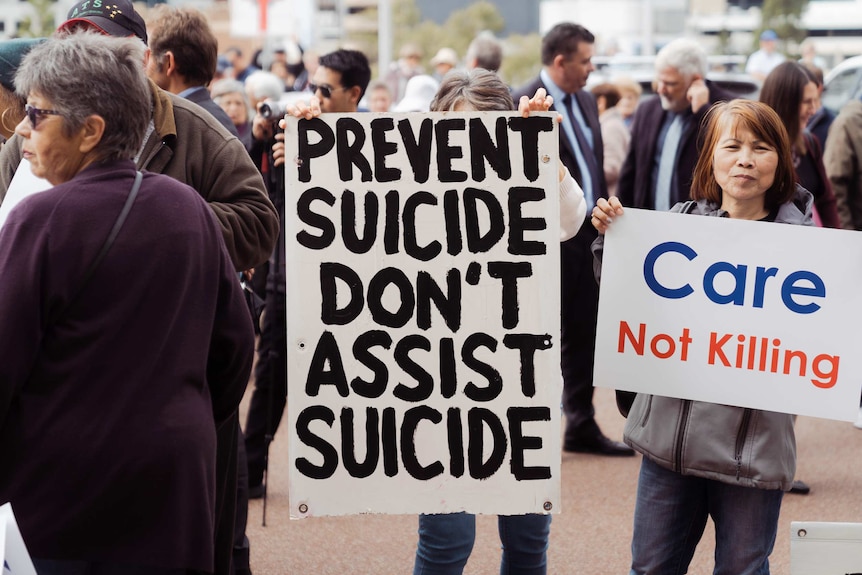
[822,55,862,115]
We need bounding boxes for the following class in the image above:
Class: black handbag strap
[51,170,142,324]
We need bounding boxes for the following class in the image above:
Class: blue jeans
[631,457,783,575]
[413,512,551,575]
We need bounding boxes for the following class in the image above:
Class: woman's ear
[79,115,106,154]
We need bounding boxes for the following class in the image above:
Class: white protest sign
[595,208,862,421]
[0,159,51,232]
[0,504,36,575]
[285,112,562,517]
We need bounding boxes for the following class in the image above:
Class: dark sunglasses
[308,83,345,99]
[25,104,62,129]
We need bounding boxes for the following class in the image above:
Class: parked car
[588,55,761,100]
[822,55,862,115]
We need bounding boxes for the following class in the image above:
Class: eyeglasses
[24,104,62,129]
[308,83,345,99]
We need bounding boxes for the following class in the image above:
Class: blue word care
[642,241,826,314]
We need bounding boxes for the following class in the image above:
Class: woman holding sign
[411,68,586,575]
[591,99,809,575]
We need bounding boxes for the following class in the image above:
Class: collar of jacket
[149,79,177,143]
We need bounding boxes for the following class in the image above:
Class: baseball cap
[760,29,778,41]
[0,38,45,93]
[59,0,148,44]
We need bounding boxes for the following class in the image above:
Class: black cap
[59,0,147,44]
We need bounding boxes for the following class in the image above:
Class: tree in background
[345,0,542,89]
[18,0,54,38]
[758,0,810,50]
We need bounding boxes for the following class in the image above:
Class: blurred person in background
[465,31,503,72]
[366,79,393,112]
[618,38,734,212]
[613,76,642,129]
[145,5,237,137]
[760,61,839,229]
[212,79,254,150]
[0,39,42,145]
[590,82,630,197]
[800,62,834,150]
[392,74,439,112]
[244,48,372,499]
[384,42,424,104]
[746,29,785,81]
[430,47,459,81]
[225,46,260,83]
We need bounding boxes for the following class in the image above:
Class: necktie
[562,93,600,206]
[655,114,684,211]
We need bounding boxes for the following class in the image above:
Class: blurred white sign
[0,504,36,575]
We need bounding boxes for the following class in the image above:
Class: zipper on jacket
[673,400,692,472]
[640,395,653,427]
[734,409,753,480]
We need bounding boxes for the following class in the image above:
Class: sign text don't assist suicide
[285,112,562,517]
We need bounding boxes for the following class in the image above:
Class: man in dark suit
[144,4,238,138]
[618,38,735,211]
[513,23,633,456]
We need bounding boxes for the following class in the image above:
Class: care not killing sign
[285,111,562,518]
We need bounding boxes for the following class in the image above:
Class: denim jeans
[413,512,551,575]
[631,457,783,575]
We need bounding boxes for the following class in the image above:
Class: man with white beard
[617,38,734,210]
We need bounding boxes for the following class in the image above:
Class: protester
[513,23,632,457]
[430,47,458,81]
[590,82,630,197]
[0,39,41,143]
[412,68,587,575]
[145,5,237,137]
[618,38,734,212]
[801,62,834,150]
[366,79,393,112]
[212,78,254,150]
[465,31,503,72]
[384,42,424,104]
[145,9,258,566]
[746,29,785,81]
[613,76,642,130]
[245,48,372,499]
[0,4,277,575]
[0,32,254,574]
[592,99,806,575]
[760,61,839,228]
[225,46,260,83]
[391,74,439,112]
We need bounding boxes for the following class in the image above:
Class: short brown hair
[590,83,621,108]
[690,100,796,211]
[146,5,217,87]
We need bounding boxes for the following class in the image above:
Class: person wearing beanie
[0,38,44,142]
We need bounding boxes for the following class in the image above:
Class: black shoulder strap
[50,170,143,324]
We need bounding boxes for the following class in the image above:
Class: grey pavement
[240,387,862,574]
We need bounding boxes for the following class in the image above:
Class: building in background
[4,1,862,79]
